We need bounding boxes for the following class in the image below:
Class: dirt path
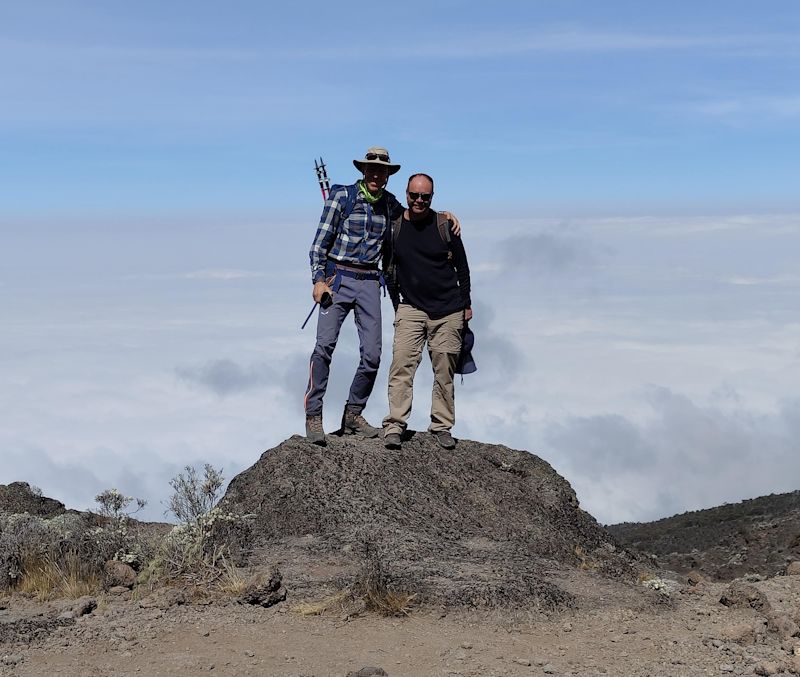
[4,572,799,676]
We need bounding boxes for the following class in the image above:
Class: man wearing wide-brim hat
[304,147,460,446]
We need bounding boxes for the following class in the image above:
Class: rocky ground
[3,437,800,676]
[2,564,800,676]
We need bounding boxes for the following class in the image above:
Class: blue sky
[2,1,799,524]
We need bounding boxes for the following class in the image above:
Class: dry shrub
[216,558,250,596]
[141,465,253,588]
[575,545,598,571]
[351,537,416,617]
[290,592,349,617]
[637,570,657,584]
[15,552,99,601]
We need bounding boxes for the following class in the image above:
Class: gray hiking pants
[304,274,382,417]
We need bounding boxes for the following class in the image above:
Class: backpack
[329,183,359,223]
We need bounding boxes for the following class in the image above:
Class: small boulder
[687,570,706,586]
[139,588,186,610]
[239,570,287,608]
[720,621,762,645]
[768,613,800,640]
[72,596,97,617]
[786,561,800,576]
[754,661,783,676]
[1,654,23,666]
[719,581,771,613]
[104,560,137,589]
[787,655,800,675]
[346,668,388,677]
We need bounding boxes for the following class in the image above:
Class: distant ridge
[608,490,800,580]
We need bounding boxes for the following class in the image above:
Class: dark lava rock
[220,433,635,609]
[0,482,67,518]
[719,581,772,613]
[239,570,287,608]
[0,614,75,646]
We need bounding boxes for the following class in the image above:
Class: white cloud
[543,387,800,524]
[696,95,800,120]
[181,269,266,281]
[288,30,798,60]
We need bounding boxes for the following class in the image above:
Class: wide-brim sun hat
[353,146,401,175]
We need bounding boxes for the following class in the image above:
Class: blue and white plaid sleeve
[309,189,343,283]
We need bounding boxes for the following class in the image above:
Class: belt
[325,261,386,295]
[335,268,381,280]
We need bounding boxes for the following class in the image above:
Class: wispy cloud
[182,269,266,281]
[727,274,800,286]
[175,359,276,397]
[289,30,800,60]
[498,230,599,276]
[695,95,800,120]
[0,38,256,65]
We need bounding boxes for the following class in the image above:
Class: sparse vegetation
[575,545,598,571]
[290,592,349,617]
[141,464,253,589]
[0,471,250,600]
[350,537,417,617]
[14,552,99,601]
[0,488,154,599]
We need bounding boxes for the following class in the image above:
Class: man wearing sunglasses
[304,148,459,446]
[382,173,472,451]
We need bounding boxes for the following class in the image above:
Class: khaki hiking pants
[383,304,464,435]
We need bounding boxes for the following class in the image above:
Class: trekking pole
[314,157,331,201]
[302,157,333,329]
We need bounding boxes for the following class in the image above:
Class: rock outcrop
[220,433,636,608]
[0,482,67,518]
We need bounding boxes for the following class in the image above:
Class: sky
[1,1,799,525]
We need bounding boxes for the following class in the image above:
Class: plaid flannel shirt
[309,184,403,283]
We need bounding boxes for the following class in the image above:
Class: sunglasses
[365,152,390,162]
[408,192,432,202]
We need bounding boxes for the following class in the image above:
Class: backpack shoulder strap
[436,212,452,245]
[330,183,359,223]
[391,213,403,245]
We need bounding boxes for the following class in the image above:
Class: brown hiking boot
[342,407,380,438]
[383,432,402,449]
[305,415,326,446]
[432,430,455,449]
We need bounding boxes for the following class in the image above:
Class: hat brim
[455,327,477,375]
[353,159,401,175]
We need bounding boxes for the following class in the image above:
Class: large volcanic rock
[221,433,636,608]
[0,482,67,518]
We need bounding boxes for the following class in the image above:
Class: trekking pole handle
[300,292,332,330]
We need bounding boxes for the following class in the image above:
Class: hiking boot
[383,432,402,450]
[433,430,455,449]
[305,415,326,446]
[342,408,380,438]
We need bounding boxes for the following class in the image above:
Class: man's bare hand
[465,308,473,322]
[441,211,461,236]
[313,280,332,304]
